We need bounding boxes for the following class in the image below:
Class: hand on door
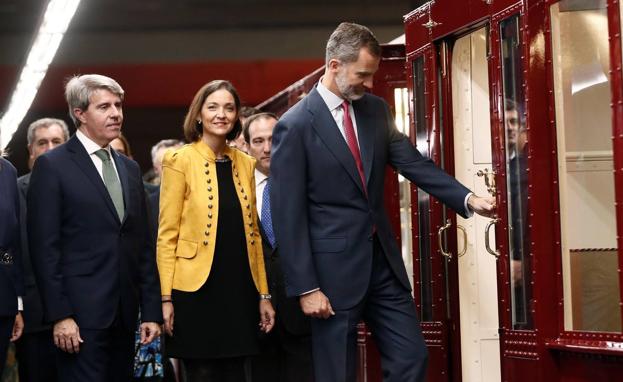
[468,194,496,218]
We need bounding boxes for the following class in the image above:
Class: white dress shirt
[316,80,360,148]
[76,130,121,183]
[255,169,268,216]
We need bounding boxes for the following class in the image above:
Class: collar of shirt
[316,79,359,144]
[76,129,119,182]
[76,129,112,156]
[255,168,268,188]
[317,78,346,113]
[255,168,268,216]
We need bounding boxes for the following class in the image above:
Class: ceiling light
[0,0,81,149]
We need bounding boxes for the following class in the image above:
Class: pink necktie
[341,101,366,192]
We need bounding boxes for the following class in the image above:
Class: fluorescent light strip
[0,0,80,149]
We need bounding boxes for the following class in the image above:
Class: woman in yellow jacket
[157,80,275,381]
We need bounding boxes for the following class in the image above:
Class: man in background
[244,113,313,381]
[16,118,69,382]
[228,106,259,152]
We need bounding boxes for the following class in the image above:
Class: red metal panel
[425,45,453,382]
[606,0,623,332]
[437,40,465,382]
[0,59,324,111]
[404,6,432,57]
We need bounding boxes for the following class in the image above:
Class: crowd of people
[0,22,495,382]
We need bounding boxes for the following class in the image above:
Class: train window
[394,88,410,136]
[413,56,434,321]
[394,87,415,290]
[500,15,533,330]
[551,0,620,332]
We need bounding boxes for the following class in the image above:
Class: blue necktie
[261,179,276,248]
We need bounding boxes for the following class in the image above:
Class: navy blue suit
[270,89,470,382]
[0,157,24,375]
[27,135,162,381]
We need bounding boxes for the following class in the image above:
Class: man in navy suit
[245,113,314,382]
[0,156,24,375]
[16,117,69,382]
[270,23,496,382]
[28,74,162,382]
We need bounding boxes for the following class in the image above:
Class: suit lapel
[111,150,130,224]
[307,89,366,195]
[353,96,375,186]
[67,136,121,224]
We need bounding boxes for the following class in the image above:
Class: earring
[195,120,203,134]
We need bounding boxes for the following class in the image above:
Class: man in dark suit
[0,156,24,375]
[244,113,314,382]
[28,74,162,382]
[270,23,496,382]
[16,117,69,382]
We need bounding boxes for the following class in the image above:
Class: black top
[167,159,260,359]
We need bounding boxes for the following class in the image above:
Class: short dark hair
[243,112,278,143]
[182,80,242,143]
[325,22,381,66]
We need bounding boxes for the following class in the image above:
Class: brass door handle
[438,219,452,260]
[484,218,500,258]
[457,224,468,258]
[477,168,497,197]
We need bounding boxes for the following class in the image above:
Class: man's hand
[53,317,83,353]
[140,322,162,345]
[468,195,496,218]
[300,290,335,319]
[10,312,23,342]
[162,301,174,336]
[259,300,276,333]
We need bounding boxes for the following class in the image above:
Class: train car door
[404,2,526,381]
[403,6,487,380]
[448,27,502,382]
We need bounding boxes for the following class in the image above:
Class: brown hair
[113,133,132,157]
[183,80,242,143]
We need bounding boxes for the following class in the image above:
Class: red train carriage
[258,0,623,379]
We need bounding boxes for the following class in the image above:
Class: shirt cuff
[299,288,320,296]
[17,296,23,311]
[464,192,474,218]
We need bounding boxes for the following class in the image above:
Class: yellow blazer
[156,140,268,296]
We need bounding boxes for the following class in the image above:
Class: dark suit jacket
[270,88,471,310]
[17,173,48,333]
[259,222,310,336]
[27,135,162,330]
[0,157,24,317]
[147,187,160,239]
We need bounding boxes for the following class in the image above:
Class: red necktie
[341,101,366,192]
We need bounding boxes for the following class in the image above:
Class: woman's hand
[162,299,174,336]
[259,299,275,333]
